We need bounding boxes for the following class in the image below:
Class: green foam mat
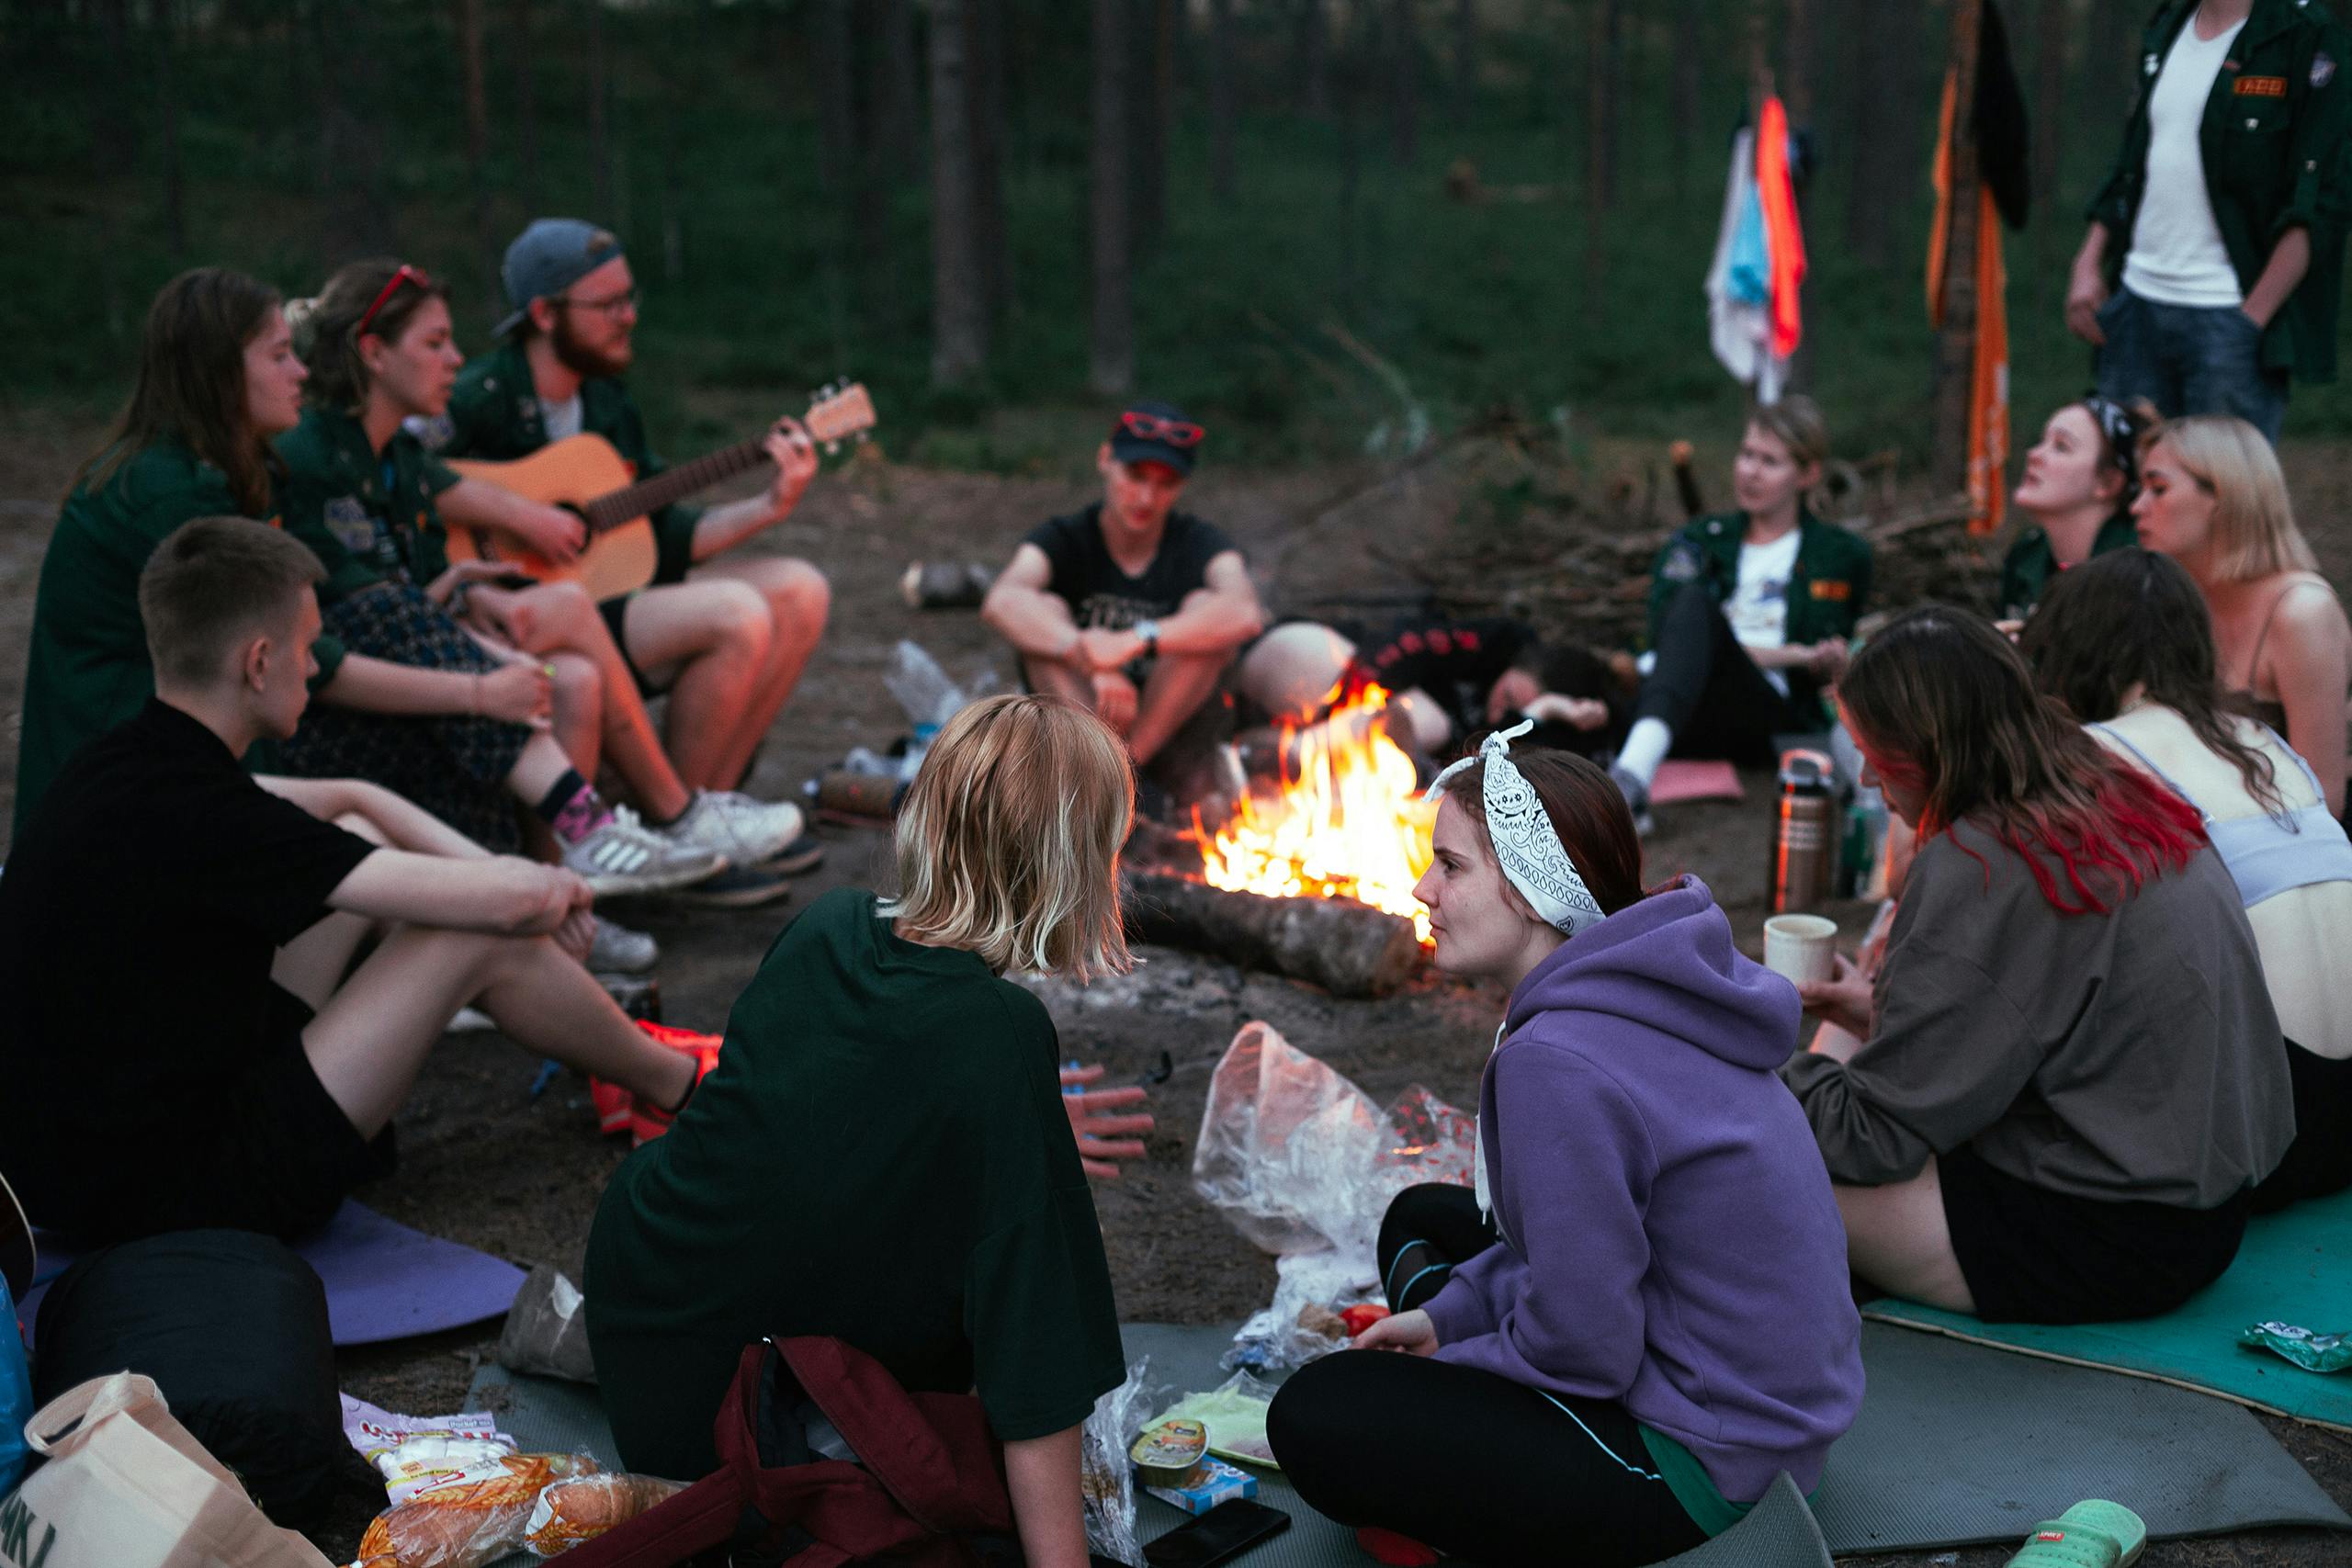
[1867,1185,2352,1433]
[462,1314,2347,1564]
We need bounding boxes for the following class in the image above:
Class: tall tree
[588,0,614,218]
[1387,0,1419,166]
[2032,0,2068,233]
[813,0,857,194]
[968,0,1012,318]
[1671,0,1704,197]
[930,0,986,383]
[456,0,497,280]
[155,1,185,259]
[1297,0,1329,117]
[875,0,922,182]
[1587,0,1623,212]
[1452,0,1476,125]
[1210,0,1238,205]
[1131,0,1174,258]
[1091,0,1134,394]
[314,0,395,255]
[1841,0,1905,266]
[1930,0,1986,494]
[512,0,540,209]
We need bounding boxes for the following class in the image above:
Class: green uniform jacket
[1646,509,1873,650]
[1997,512,2140,623]
[434,342,703,587]
[275,406,462,603]
[12,444,343,845]
[2086,0,2351,384]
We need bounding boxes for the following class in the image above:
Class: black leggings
[1266,1186,1711,1566]
[1637,581,1815,761]
[2251,1041,2352,1214]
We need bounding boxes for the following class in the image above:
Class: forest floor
[2,405,2350,1565]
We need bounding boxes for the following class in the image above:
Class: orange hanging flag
[1755,96,1806,358]
[1926,70,2010,536]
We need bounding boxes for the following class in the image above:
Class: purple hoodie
[1419,875,1864,1501]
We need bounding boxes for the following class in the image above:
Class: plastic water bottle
[886,641,965,730]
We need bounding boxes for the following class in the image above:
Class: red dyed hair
[1840,608,2206,915]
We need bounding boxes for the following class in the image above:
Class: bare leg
[272,811,390,1009]
[301,925,695,1138]
[548,651,604,782]
[621,580,774,789]
[507,730,576,807]
[500,582,692,819]
[686,556,831,790]
[1833,1156,1977,1313]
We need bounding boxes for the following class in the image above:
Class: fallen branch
[1122,872,1425,998]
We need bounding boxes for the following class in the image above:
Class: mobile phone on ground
[1142,1500,1292,1568]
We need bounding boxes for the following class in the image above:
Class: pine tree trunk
[1840,0,1902,266]
[1091,0,1135,395]
[968,0,1012,319]
[1671,0,1703,197]
[512,0,539,209]
[1130,0,1173,259]
[313,0,394,255]
[1210,0,1238,204]
[814,0,856,194]
[155,3,185,259]
[2033,0,2068,232]
[929,0,987,384]
[876,0,922,181]
[1931,0,1985,495]
[588,0,614,218]
[457,0,496,281]
[1587,0,1621,212]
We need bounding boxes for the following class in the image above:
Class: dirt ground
[2,411,2349,1565]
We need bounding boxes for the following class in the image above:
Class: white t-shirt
[2122,15,2247,308]
[537,394,585,442]
[1727,526,1803,696]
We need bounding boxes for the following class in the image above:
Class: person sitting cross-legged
[980,400,1265,806]
[0,517,718,1247]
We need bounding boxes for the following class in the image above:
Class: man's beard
[551,314,631,379]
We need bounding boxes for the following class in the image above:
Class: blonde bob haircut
[880,693,1135,979]
[2147,415,2316,581]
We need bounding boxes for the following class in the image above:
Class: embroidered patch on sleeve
[1809,580,1851,602]
[2314,53,2337,89]
[2233,74,2289,97]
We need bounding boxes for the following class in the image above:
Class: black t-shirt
[0,701,375,1228]
[1023,503,1238,631]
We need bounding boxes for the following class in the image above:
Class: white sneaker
[563,806,724,897]
[666,791,806,868]
[588,916,660,975]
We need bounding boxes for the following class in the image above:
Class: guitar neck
[581,439,768,533]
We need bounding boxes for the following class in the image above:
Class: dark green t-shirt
[583,887,1125,1480]
[434,341,703,586]
[276,406,462,603]
[12,442,343,846]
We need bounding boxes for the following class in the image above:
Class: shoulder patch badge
[2315,52,2337,89]
[1662,543,1702,583]
[2144,51,2161,76]
[1810,579,1851,602]
[322,495,378,555]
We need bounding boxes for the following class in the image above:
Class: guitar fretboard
[579,441,768,534]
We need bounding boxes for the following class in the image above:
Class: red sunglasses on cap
[1118,410,1205,447]
[356,264,435,338]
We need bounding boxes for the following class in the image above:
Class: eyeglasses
[556,287,639,319]
[1117,411,1204,447]
[356,264,434,338]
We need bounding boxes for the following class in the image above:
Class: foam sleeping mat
[1867,1184,2352,1434]
[465,1315,2346,1564]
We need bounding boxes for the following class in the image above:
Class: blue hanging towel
[1727,176,1772,307]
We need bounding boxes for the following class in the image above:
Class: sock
[1616,716,1673,788]
[534,770,614,844]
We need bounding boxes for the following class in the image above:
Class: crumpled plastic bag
[497,1266,597,1384]
[1193,1024,1476,1370]
[1158,1371,1283,1469]
[1080,1359,1160,1567]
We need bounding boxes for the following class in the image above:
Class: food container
[1129,1418,1209,1489]
[1144,1456,1259,1516]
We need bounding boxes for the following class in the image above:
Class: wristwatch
[1133,618,1161,657]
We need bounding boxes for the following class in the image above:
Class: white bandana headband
[1426,720,1605,937]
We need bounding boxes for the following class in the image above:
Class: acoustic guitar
[445,381,876,600]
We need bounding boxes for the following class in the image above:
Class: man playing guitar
[434,220,831,804]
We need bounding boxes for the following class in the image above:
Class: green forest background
[5,0,2348,473]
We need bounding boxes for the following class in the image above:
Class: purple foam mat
[15,1200,525,1348]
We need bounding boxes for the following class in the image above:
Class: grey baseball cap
[495,218,627,337]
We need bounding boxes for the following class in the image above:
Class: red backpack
[556,1336,1017,1568]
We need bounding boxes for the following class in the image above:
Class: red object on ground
[625,1021,725,1145]
[1355,1525,1442,1565]
[1340,1304,1392,1337]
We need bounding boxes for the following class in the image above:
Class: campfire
[1192,678,1437,945]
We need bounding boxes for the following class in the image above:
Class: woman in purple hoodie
[1267,730,1863,1566]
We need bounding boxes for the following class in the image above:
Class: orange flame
[1192,679,1436,943]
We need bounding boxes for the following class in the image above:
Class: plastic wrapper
[339,1397,517,1506]
[497,1266,597,1385]
[1158,1372,1282,1469]
[349,1451,598,1568]
[524,1472,689,1555]
[1080,1359,1159,1568]
[2239,1321,2352,1373]
[1193,1025,1476,1371]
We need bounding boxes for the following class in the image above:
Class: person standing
[2067,0,2349,442]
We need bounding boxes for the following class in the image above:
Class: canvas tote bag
[0,1371,331,1568]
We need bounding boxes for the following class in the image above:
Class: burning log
[1122,871,1426,998]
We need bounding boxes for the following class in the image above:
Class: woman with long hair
[17,267,309,840]
[1997,395,2151,623]
[273,259,723,894]
[586,694,1136,1568]
[2132,415,2350,817]
[1791,609,2293,1325]
[2025,549,2352,1210]
[1267,733,1861,1567]
[1611,397,1872,826]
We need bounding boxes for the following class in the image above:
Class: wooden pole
[1929,0,1984,496]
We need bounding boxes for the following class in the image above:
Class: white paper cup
[1763,914,1838,987]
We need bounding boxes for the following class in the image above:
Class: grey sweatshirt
[1783,820,2294,1207]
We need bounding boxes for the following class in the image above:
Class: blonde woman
[585,694,1143,1568]
[2132,415,2351,817]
